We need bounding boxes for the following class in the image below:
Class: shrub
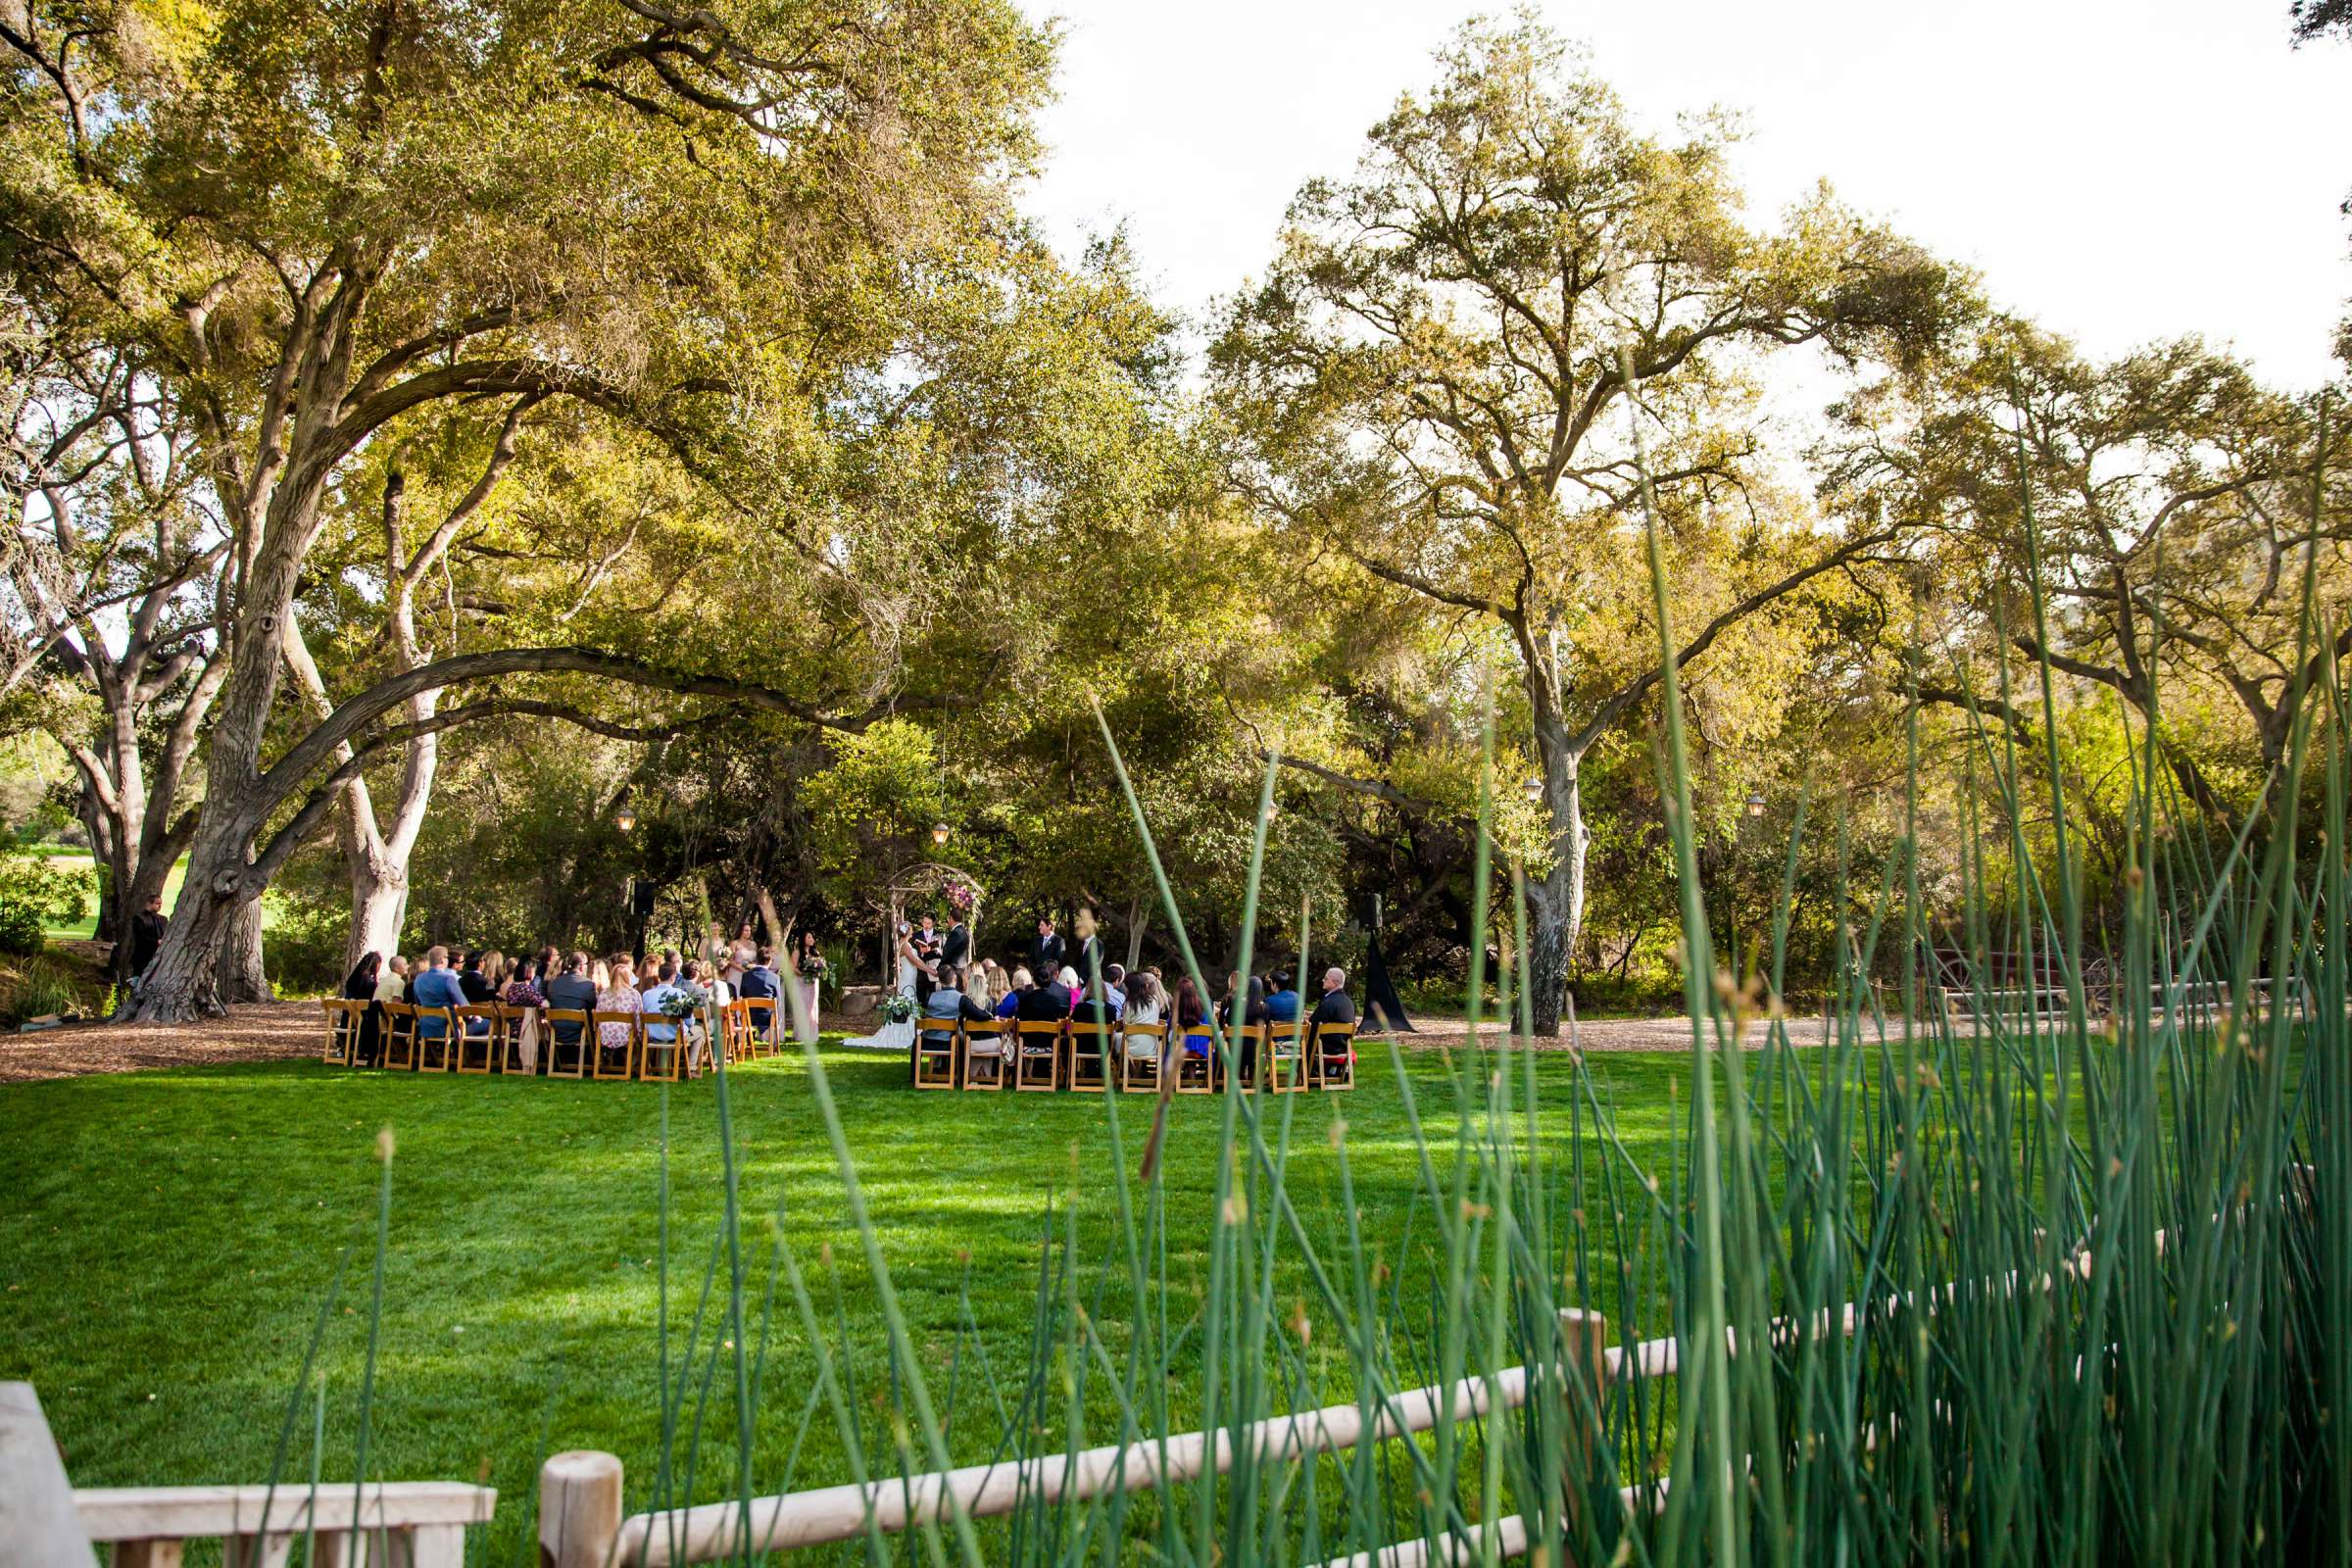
[0,852,92,950]
[0,902,42,957]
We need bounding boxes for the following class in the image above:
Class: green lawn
[0,1039,1698,1561]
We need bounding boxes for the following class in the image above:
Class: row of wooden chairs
[912,1017,1359,1094]
[320,997,785,1081]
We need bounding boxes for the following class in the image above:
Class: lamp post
[932,822,951,849]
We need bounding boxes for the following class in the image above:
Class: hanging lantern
[932,822,951,848]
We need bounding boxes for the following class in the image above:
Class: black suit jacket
[940,922,970,970]
[1016,981,1072,1021]
[1309,989,1357,1030]
[1031,933,1064,975]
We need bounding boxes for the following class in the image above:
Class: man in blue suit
[410,946,466,1040]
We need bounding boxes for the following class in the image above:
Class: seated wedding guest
[738,946,782,1000]
[1016,965,1071,1023]
[994,965,1032,1020]
[965,962,996,1012]
[343,952,383,1064]
[1056,965,1084,1016]
[1102,962,1127,1014]
[375,954,410,1004]
[536,945,562,981]
[411,946,466,1039]
[735,946,782,1041]
[1173,974,1211,1057]
[686,956,730,1006]
[1072,965,1118,1028]
[921,963,995,1045]
[459,950,494,1005]
[639,957,681,1051]
[1219,974,1271,1078]
[597,954,645,1070]
[501,957,545,1009]
[544,952,598,1055]
[479,949,508,994]
[1264,969,1301,1023]
[1308,966,1357,1031]
[634,951,666,995]
[1122,971,1165,1026]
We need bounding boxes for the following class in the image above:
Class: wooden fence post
[1,1382,96,1568]
[539,1452,621,1568]
[1556,1309,1611,1553]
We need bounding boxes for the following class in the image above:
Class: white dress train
[848,955,919,1053]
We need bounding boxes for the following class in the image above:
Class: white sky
[1021,0,2352,393]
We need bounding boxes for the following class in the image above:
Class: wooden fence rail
[1,1382,495,1568]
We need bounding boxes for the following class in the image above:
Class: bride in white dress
[848,921,926,1053]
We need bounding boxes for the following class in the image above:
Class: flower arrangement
[658,979,712,1019]
[946,880,975,913]
[878,992,918,1024]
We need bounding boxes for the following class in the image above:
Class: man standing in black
[1031,916,1063,978]
[940,912,970,976]
[129,893,168,984]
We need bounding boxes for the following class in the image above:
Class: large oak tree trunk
[216,897,273,1003]
[1526,737,1590,1038]
[347,856,412,971]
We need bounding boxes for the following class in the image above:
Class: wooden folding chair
[1014,1019,1063,1092]
[639,1011,685,1083]
[490,1004,530,1074]
[378,1001,417,1070]
[1312,1021,1358,1090]
[590,1010,641,1081]
[741,997,780,1056]
[543,1008,590,1079]
[320,999,360,1065]
[1067,1020,1113,1092]
[1120,1022,1168,1092]
[416,1007,460,1072]
[912,1021,959,1089]
[1265,1021,1306,1093]
[1175,1026,1218,1095]
[453,1004,499,1073]
[1229,1023,1269,1093]
[959,1019,1007,1089]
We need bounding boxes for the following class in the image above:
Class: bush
[0,853,92,949]
[0,902,42,956]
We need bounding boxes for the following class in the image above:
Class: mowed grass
[0,1037,1708,1560]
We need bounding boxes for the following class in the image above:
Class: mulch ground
[0,1000,320,1082]
[0,1002,1852,1083]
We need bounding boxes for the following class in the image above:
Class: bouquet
[878,992,918,1024]
[659,979,713,1019]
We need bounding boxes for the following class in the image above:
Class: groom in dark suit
[941,914,970,975]
[1031,916,1064,977]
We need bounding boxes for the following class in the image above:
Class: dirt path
[0,1002,1877,1084]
